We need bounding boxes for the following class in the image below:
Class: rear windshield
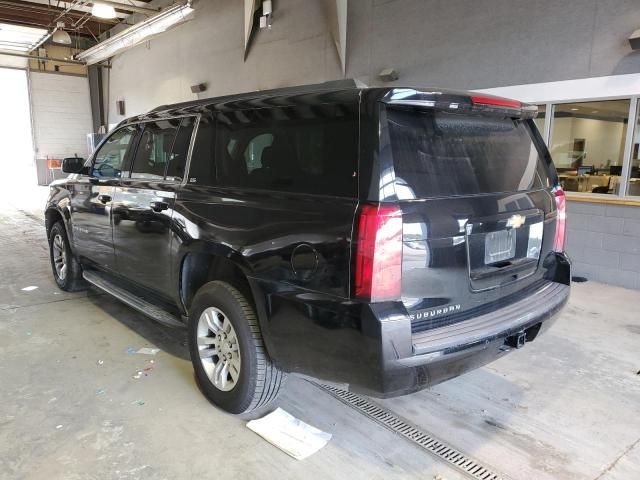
[386,107,551,199]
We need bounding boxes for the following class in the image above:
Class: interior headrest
[261,146,275,169]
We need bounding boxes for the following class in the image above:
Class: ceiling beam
[0,49,86,64]
[0,0,115,21]
[0,2,117,38]
[90,0,160,15]
[11,0,157,18]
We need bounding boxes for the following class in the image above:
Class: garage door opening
[0,68,33,169]
[0,67,37,204]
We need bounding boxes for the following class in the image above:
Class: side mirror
[62,157,86,174]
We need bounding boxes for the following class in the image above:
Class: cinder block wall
[566,201,640,289]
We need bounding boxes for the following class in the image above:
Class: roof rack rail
[149,79,360,113]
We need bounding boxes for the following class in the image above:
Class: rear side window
[130,120,179,180]
[244,133,274,173]
[165,118,195,182]
[214,104,358,197]
[128,117,195,181]
[188,116,215,184]
[386,107,551,199]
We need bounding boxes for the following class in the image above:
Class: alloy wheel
[197,307,241,392]
[52,234,67,281]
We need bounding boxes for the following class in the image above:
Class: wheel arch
[44,207,69,237]
[177,242,261,311]
[178,246,277,361]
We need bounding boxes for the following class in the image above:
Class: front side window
[92,126,137,178]
[550,100,630,195]
[214,105,358,197]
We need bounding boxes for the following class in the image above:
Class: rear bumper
[253,253,571,398]
[365,280,569,397]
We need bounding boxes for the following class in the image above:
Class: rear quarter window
[386,107,551,199]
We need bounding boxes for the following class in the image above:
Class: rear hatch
[383,100,558,333]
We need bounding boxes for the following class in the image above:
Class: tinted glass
[244,133,274,172]
[214,105,358,196]
[187,117,215,184]
[386,108,550,199]
[165,117,196,181]
[92,126,137,178]
[130,120,179,180]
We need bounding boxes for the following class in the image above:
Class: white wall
[0,55,27,69]
[476,73,640,103]
[106,0,343,124]
[550,117,626,169]
[103,0,640,122]
[30,72,93,159]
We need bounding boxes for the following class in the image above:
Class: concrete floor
[1,188,639,480]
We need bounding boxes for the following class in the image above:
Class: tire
[48,221,86,292]
[188,281,285,414]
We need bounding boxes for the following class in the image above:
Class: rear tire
[188,281,285,414]
[48,221,86,292]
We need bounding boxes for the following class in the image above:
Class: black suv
[45,84,571,414]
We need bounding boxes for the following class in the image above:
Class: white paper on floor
[246,408,332,460]
[136,348,160,355]
[21,286,38,291]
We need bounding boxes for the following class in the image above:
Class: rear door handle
[97,194,111,204]
[149,201,169,212]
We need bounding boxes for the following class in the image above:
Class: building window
[533,104,546,137]
[550,100,630,195]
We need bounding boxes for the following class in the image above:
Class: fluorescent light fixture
[92,3,117,19]
[76,2,194,65]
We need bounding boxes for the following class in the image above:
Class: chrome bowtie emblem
[507,214,526,229]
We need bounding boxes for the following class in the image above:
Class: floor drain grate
[312,382,508,480]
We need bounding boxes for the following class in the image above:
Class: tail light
[553,187,567,252]
[471,95,522,109]
[354,204,403,302]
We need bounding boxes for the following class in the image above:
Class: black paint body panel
[45,84,570,397]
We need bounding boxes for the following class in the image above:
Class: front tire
[188,281,285,414]
[48,221,85,292]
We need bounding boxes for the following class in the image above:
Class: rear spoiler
[382,88,538,119]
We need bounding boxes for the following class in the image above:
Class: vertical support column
[244,0,259,60]
[26,67,37,167]
[88,65,105,132]
[325,0,348,75]
[619,96,638,198]
[542,102,552,146]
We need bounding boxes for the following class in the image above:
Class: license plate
[485,229,516,264]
